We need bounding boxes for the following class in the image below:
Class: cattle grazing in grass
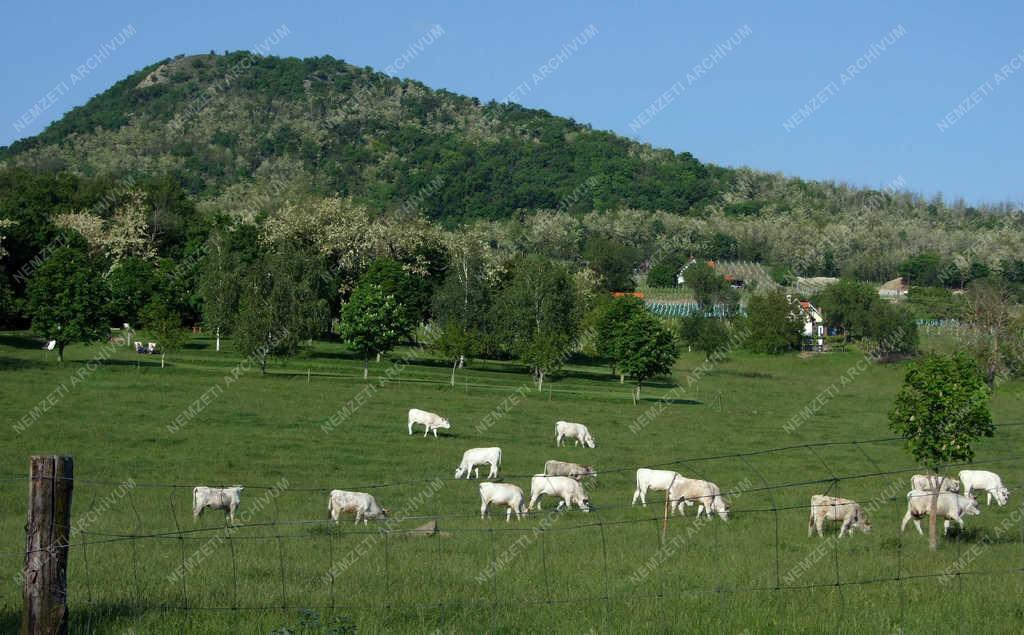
[910,474,960,493]
[479,482,526,521]
[408,408,451,437]
[328,490,389,525]
[192,486,244,523]
[544,460,596,481]
[528,475,591,512]
[668,478,731,521]
[807,495,871,538]
[555,421,595,448]
[631,468,685,507]
[454,447,502,480]
[901,490,980,536]
[958,470,1010,506]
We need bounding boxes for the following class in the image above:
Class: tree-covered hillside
[0,52,723,224]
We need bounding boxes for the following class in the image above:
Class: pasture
[1,330,1023,633]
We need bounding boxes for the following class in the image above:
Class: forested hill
[0,52,726,224]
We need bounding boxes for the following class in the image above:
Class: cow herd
[190,409,1012,542]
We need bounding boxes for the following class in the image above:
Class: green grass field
[1,330,1023,634]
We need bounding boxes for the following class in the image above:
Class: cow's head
[580,497,591,512]
[380,507,391,518]
[994,487,1010,506]
[714,498,731,521]
[963,497,981,516]
[439,418,451,429]
[453,466,466,479]
[856,514,872,534]
[584,434,596,449]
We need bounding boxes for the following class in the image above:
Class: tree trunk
[215,327,221,352]
[363,355,368,380]
[537,371,544,393]
[376,352,381,363]
[450,359,458,387]
[160,352,166,369]
[57,342,64,364]
[619,373,624,384]
[633,382,641,405]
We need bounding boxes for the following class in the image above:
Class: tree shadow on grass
[0,333,42,350]
[1,601,145,633]
[638,396,702,406]
[0,356,46,371]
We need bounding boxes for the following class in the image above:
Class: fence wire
[5,437,1024,632]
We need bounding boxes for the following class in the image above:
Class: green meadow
[1,331,1022,633]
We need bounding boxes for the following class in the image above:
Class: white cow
[528,475,591,512]
[668,478,731,521]
[454,447,502,480]
[958,470,1010,506]
[192,486,244,523]
[901,490,981,536]
[479,482,526,522]
[910,474,960,493]
[807,495,872,538]
[328,490,389,525]
[555,421,595,448]
[408,408,451,437]
[544,460,597,481]
[631,468,685,506]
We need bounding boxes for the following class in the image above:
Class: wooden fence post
[21,455,74,635]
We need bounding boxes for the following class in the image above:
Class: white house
[795,299,826,351]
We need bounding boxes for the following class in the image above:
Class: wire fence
[4,435,1024,632]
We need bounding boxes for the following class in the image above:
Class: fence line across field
[8,438,1024,633]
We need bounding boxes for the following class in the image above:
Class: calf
[454,447,502,480]
[668,478,731,521]
[479,482,526,522]
[408,408,451,438]
[901,490,980,536]
[958,470,1010,506]
[631,468,685,506]
[910,474,960,493]
[544,460,596,481]
[807,495,871,538]
[328,490,389,525]
[528,475,591,512]
[192,486,244,524]
[555,421,596,448]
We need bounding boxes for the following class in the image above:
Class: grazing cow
[328,490,389,525]
[408,408,451,437]
[807,495,872,538]
[668,478,731,521]
[528,475,591,512]
[479,482,526,522]
[544,460,597,481]
[901,490,981,536]
[910,474,960,493]
[454,447,502,480]
[192,486,244,523]
[631,468,686,506]
[555,421,596,448]
[958,470,1010,506]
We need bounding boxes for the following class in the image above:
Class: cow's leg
[986,491,992,506]
[424,426,429,437]
[409,421,414,435]
[481,501,488,520]
[943,519,951,535]
[432,427,438,438]
[505,507,512,522]
[900,510,912,533]
[913,519,924,535]
[816,515,826,538]
[839,518,851,538]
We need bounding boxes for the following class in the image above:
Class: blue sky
[2,0,1022,206]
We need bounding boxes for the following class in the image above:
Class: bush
[745,291,802,354]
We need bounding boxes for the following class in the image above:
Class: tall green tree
[679,314,731,361]
[682,261,731,309]
[583,236,639,292]
[140,300,189,368]
[745,291,802,354]
[595,295,646,382]
[340,281,406,379]
[360,258,432,338]
[889,353,993,549]
[26,244,110,362]
[617,311,679,404]
[432,249,492,386]
[108,256,162,326]
[493,255,579,390]
[233,241,330,373]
